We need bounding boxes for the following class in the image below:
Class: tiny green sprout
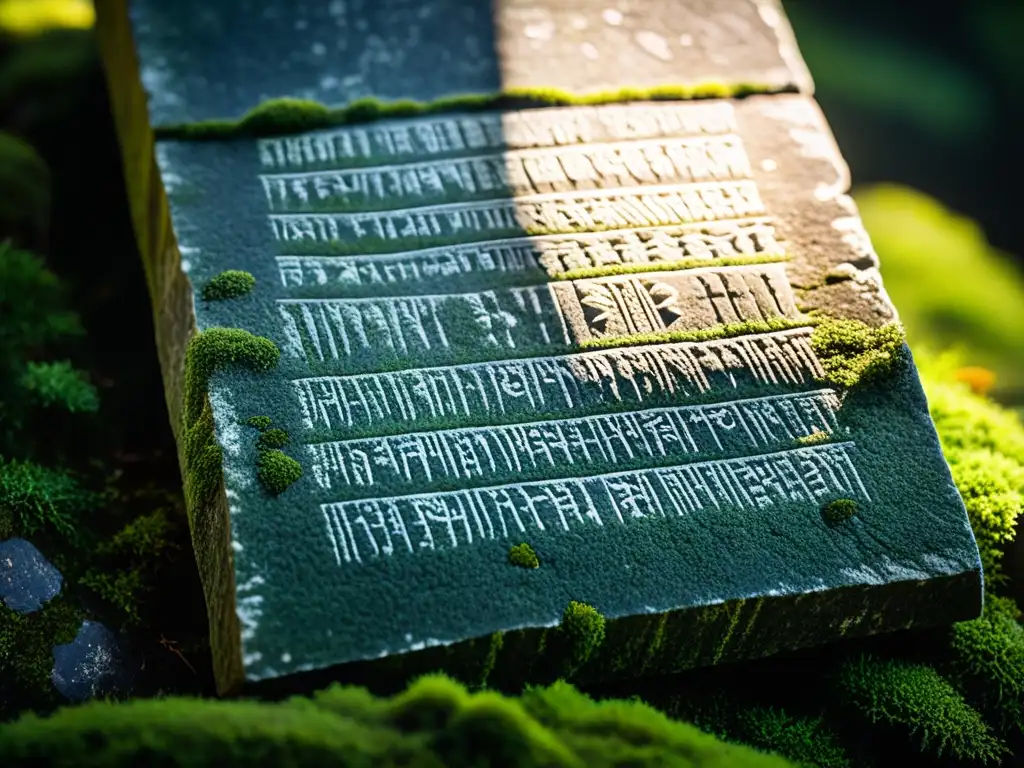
[201,270,255,301]
[508,542,539,569]
[244,415,272,431]
[822,499,858,526]
[256,450,302,496]
[257,428,290,451]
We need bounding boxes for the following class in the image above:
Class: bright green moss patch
[558,601,607,674]
[580,318,809,352]
[256,449,302,496]
[822,499,858,526]
[201,270,256,302]
[557,254,791,281]
[18,360,98,413]
[257,427,289,451]
[155,82,786,140]
[837,654,1008,764]
[508,542,540,569]
[810,317,906,388]
[182,328,279,427]
[244,415,271,431]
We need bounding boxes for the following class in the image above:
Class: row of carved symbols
[319,441,869,566]
[274,220,785,292]
[289,327,825,438]
[566,262,799,342]
[306,389,842,493]
[266,181,767,251]
[257,102,738,170]
[258,135,754,212]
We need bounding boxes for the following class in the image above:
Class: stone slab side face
[95,0,982,696]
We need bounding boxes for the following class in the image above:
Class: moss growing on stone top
[810,317,906,389]
[244,415,272,431]
[822,499,858,526]
[256,449,302,496]
[182,328,279,427]
[201,270,256,302]
[257,428,289,451]
[580,317,808,352]
[155,82,787,140]
[508,543,540,569]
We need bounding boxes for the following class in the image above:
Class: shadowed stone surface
[0,538,62,614]
[51,621,136,703]
[95,0,982,696]
[125,0,811,127]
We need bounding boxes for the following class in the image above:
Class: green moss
[18,360,98,413]
[0,456,95,540]
[478,632,504,689]
[257,428,289,451]
[557,254,791,281]
[256,449,302,496]
[733,707,854,768]
[822,499,858,526]
[837,654,1008,764]
[0,672,799,766]
[580,318,810,352]
[947,595,1024,736]
[201,270,256,302]
[0,597,81,720]
[243,415,272,431]
[558,601,607,674]
[810,317,906,388]
[155,83,787,140]
[0,505,12,539]
[508,542,540,569]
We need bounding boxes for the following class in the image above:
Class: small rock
[0,537,63,613]
[51,621,136,702]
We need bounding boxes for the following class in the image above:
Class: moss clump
[256,449,302,496]
[257,428,289,451]
[822,499,858,526]
[837,654,1008,764]
[508,542,540,569]
[155,83,787,140]
[201,270,256,302]
[0,673,798,766]
[558,601,607,674]
[244,415,271,431]
[182,328,279,427]
[810,317,906,389]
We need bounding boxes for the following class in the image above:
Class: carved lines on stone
[319,442,869,566]
[289,327,826,438]
[257,102,739,171]
[307,389,842,493]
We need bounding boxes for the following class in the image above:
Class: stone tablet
[96,0,982,696]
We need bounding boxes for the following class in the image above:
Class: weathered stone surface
[0,538,62,614]
[96,0,982,696]
[123,0,811,127]
[51,621,136,703]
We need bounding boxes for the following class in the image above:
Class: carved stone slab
[95,1,982,696]
[121,0,811,127]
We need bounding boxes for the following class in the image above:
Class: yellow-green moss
[579,318,809,352]
[201,270,255,302]
[508,542,540,569]
[182,328,279,427]
[810,317,906,389]
[243,415,271,431]
[155,83,787,140]
[256,449,302,496]
[478,632,505,689]
[257,428,289,451]
[558,253,790,282]
[558,601,607,674]
[822,499,858,526]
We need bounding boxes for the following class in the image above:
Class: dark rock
[51,621,136,703]
[0,537,63,614]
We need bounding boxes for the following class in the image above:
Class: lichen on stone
[201,270,256,302]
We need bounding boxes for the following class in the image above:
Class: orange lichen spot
[954,367,996,396]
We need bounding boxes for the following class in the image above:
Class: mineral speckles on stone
[0,538,63,614]
[51,621,135,703]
